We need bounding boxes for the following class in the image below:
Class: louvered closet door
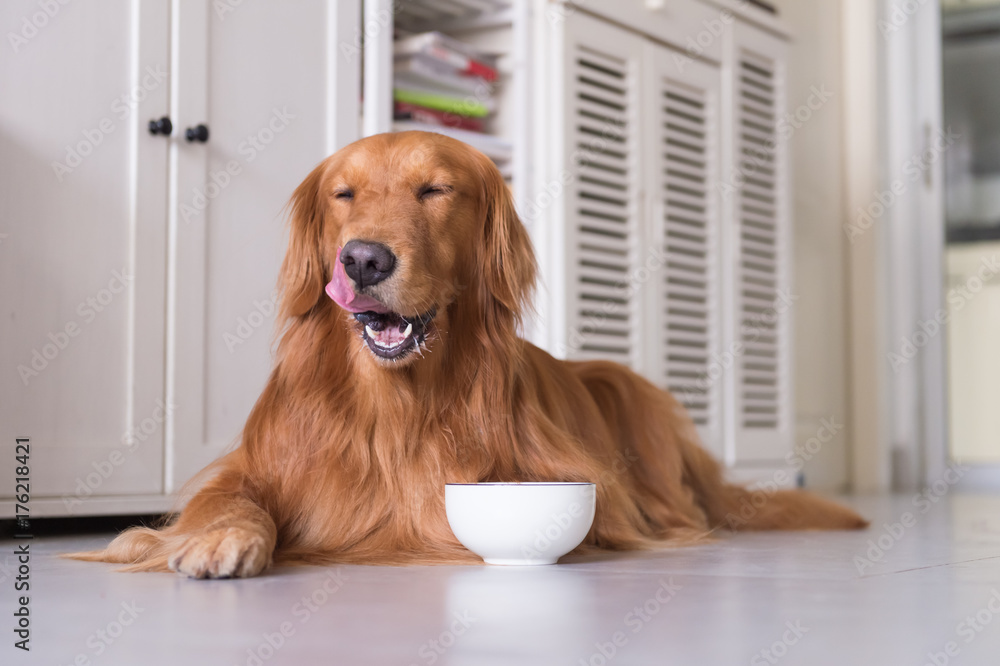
[558,13,644,367]
[642,44,724,457]
[725,24,792,463]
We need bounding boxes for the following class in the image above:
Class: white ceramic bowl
[445,482,596,565]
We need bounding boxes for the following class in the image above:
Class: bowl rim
[445,482,595,486]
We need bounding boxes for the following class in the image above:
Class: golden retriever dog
[73,131,866,578]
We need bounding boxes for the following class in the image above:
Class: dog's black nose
[341,240,396,288]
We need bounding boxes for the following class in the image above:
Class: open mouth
[353,308,436,361]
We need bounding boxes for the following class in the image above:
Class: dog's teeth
[402,322,413,338]
[365,325,377,338]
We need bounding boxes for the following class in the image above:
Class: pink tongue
[325,247,390,314]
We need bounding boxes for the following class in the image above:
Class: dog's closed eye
[417,184,451,201]
[333,188,354,201]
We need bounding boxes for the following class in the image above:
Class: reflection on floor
[4,494,1000,665]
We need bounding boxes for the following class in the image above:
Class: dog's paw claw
[168,528,271,579]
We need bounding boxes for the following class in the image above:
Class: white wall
[772,0,852,490]
[947,241,1000,463]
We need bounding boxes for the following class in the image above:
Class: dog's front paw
[168,527,272,579]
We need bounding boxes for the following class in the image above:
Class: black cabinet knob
[148,116,172,136]
[185,124,210,143]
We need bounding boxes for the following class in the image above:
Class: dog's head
[279,131,536,367]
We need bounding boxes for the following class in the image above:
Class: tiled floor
[4,494,1000,665]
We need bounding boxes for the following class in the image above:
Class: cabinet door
[549,11,645,368]
[168,0,359,489]
[551,0,724,64]
[722,22,793,463]
[0,2,169,509]
[642,43,725,458]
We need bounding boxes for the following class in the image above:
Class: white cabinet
[548,13,645,370]
[534,9,727,455]
[165,0,359,491]
[642,42,726,459]
[533,3,793,471]
[0,0,359,516]
[1,0,793,517]
[0,2,170,505]
[722,20,793,465]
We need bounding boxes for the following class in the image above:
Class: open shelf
[373,0,518,183]
[395,0,513,33]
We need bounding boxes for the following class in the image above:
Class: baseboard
[0,493,176,519]
[726,464,799,490]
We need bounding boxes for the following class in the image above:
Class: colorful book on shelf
[393,120,513,162]
[393,31,498,82]
[394,54,494,96]
[393,85,493,118]
[394,102,484,132]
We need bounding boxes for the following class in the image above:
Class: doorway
[941,2,1000,482]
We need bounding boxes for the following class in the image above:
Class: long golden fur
[71,132,866,578]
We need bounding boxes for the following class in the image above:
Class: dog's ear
[476,153,537,324]
[279,160,330,320]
